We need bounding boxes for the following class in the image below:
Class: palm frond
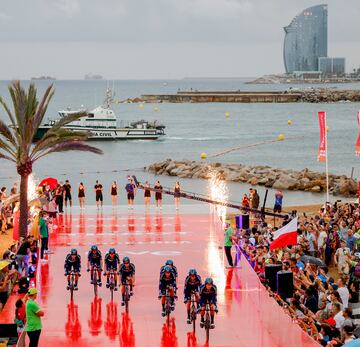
[0,96,16,128]
[0,138,16,159]
[0,119,17,147]
[32,85,55,132]
[0,151,16,162]
[0,96,20,145]
[23,84,39,145]
[33,141,103,162]
[8,81,27,140]
[30,129,89,158]
[49,111,88,131]
[25,84,38,122]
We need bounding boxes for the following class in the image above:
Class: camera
[9,251,16,261]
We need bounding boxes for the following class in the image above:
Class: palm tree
[0,81,103,238]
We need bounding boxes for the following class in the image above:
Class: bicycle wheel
[205,311,210,343]
[70,274,74,302]
[191,304,196,333]
[125,285,129,312]
[93,270,98,297]
[166,295,171,325]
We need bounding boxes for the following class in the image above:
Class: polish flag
[270,217,298,250]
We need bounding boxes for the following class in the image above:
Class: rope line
[209,136,305,158]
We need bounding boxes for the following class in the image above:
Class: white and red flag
[317,111,327,162]
[356,111,360,156]
[270,217,298,250]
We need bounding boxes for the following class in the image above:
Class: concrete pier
[141,90,302,103]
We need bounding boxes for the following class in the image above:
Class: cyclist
[184,268,202,324]
[159,265,177,316]
[104,248,120,290]
[64,248,81,290]
[199,277,218,329]
[87,245,103,286]
[160,259,178,279]
[118,256,135,306]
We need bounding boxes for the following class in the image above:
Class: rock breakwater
[300,89,360,103]
[125,89,360,104]
[145,159,358,197]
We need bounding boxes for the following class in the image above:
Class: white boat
[35,89,165,141]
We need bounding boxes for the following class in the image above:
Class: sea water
[0,79,359,208]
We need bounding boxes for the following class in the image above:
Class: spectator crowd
[230,201,360,346]
[1,176,359,346]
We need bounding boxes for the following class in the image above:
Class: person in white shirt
[317,227,328,258]
[335,240,351,275]
[332,302,345,329]
[306,230,317,257]
[337,278,350,308]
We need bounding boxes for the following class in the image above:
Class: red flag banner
[356,111,360,156]
[317,111,327,162]
[270,217,298,250]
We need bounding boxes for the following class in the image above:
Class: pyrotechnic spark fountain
[207,169,229,295]
[28,174,40,217]
[28,174,38,201]
[208,170,229,224]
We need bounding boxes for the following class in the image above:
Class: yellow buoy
[287,119,292,125]
[326,126,330,132]
[278,133,285,141]
[139,103,144,109]
[154,106,159,112]
[200,152,207,159]
[225,111,230,118]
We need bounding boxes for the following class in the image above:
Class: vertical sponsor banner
[356,111,360,156]
[317,111,327,162]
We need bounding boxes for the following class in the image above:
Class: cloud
[0,0,359,78]
[54,0,81,17]
[0,11,12,22]
[171,0,254,18]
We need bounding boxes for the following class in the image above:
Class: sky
[0,0,359,79]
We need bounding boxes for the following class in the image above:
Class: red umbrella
[39,177,58,190]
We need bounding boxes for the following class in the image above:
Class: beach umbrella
[1,194,20,207]
[39,177,58,190]
[0,260,10,271]
[299,255,325,267]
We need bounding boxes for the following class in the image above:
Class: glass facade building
[283,5,328,73]
[318,57,346,75]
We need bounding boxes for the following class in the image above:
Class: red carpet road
[8,211,318,347]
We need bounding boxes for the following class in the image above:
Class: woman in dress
[78,182,85,209]
[154,180,163,209]
[174,181,181,210]
[111,181,118,206]
[144,181,151,208]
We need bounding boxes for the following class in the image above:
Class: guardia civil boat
[34,89,165,141]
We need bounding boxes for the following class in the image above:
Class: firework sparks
[28,174,42,218]
[27,174,38,201]
[208,169,229,224]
